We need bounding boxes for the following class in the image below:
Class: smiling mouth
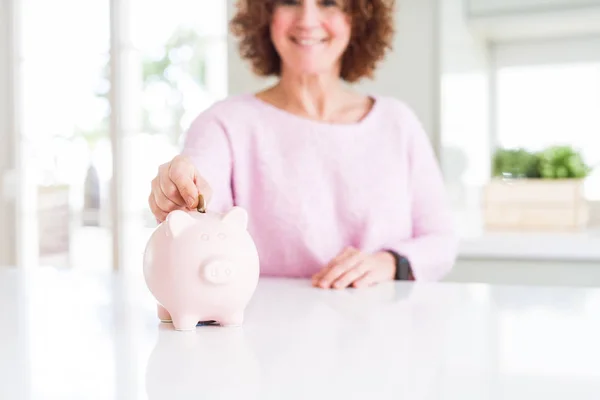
[291,37,328,46]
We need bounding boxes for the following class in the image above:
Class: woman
[148,0,458,289]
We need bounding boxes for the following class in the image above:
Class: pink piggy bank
[142,207,260,331]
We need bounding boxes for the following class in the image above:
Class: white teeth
[295,38,325,46]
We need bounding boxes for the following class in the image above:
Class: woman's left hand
[311,247,396,289]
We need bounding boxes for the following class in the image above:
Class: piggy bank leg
[220,311,244,327]
[171,314,199,331]
[157,304,172,323]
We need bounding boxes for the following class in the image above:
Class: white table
[1,267,599,399]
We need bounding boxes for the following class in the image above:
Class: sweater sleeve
[391,105,459,282]
[180,110,234,214]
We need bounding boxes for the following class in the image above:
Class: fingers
[351,271,377,289]
[313,247,365,289]
[330,261,370,289]
[158,164,187,207]
[168,155,200,208]
[148,192,168,223]
[148,155,214,223]
[152,176,180,213]
[311,246,353,284]
[193,171,213,208]
[351,252,396,288]
[312,249,397,290]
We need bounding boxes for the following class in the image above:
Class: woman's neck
[267,70,348,122]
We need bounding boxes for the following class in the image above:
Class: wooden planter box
[482,178,589,231]
[38,184,71,266]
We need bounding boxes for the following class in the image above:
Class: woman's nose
[297,2,321,29]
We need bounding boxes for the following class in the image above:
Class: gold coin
[197,194,206,213]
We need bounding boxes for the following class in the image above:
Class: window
[441,34,600,236]
[16,0,228,270]
[496,62,600,199]
[20,0,112,269]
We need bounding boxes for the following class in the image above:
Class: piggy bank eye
[217,233,227,240]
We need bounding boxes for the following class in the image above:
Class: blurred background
[1,0,600,286]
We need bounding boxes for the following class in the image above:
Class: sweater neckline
[243,92,382,131]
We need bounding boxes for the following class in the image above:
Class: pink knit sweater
[181,94,458,281]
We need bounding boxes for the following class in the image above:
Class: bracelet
[385,249,413,281]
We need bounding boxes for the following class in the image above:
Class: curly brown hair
[229,0,395,83]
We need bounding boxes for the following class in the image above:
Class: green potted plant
[484,145,592,231]
[536,145,591,179]
[492,147,541,178]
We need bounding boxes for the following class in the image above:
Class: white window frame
[493,35,600,68]
[108,0,128,271]
[489,34,600,156]
[0,0,22,268]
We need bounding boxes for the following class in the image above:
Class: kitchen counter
[453,204,600,262]
[459,230,600,262]
[1,266,599,399]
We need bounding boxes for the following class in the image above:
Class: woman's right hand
[149,155,213,223]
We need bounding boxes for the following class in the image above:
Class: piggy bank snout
[203,260,236,285]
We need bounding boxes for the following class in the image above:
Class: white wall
[226,1,275,95]
[0,1,7,239]
[467,0,600,15]
[226,0,442,152]
[355,0,441,150]
[439,0,492,214]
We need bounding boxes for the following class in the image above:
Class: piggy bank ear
[166,210,195,237]
[221,207,248,230]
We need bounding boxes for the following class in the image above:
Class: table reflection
[145,323,261,400]
[1,267,599,400]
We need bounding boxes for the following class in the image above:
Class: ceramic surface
[1,267,599,399]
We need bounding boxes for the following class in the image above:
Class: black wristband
[385,249,412,281]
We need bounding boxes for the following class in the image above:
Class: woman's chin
[283,63,338,78]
